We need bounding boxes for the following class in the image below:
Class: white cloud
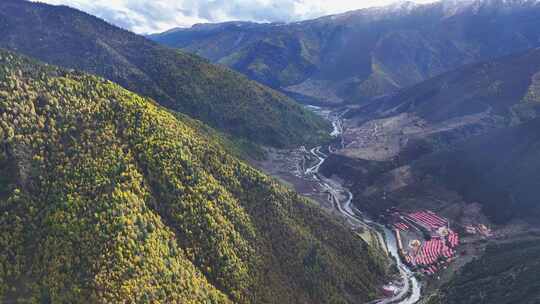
[34,0,439,34]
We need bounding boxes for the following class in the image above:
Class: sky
[35,0,439,34]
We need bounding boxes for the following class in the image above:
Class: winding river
[302,107,422,304]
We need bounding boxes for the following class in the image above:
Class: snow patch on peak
[375,0,422,13]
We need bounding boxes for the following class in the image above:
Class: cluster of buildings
[464,224,492,237]
[388,209,460,276]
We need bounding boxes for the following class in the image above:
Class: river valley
[306,108,422,304]
[258,107,423,303]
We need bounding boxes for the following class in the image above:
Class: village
[383,208,492,277]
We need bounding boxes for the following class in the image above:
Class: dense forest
[0,0,330,149]
[0,49,387,303]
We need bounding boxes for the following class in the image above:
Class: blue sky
[35,0,438,34]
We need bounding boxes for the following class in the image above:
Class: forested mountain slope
[0,0,330,148]
[429,239,540,304]
[151,0,540,105]
[0,50,385,303]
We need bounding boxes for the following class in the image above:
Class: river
[303,106,422,304]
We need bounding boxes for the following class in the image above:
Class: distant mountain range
[150,0,540,105]
[0,0,330,148]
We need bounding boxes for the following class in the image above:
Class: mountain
[428,238,540,304]
[0,0,330,149]
[150,0,540,105]
[411,116,540,224]
[0,49,387,303]
[321,48,540,225]
[350,47,540,125]
[340,47,540,162]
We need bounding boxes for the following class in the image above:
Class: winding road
[378,228,422,304]
[302,108,422,304]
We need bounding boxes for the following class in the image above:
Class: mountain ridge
[0,0,330,149]
[150,0,540,105]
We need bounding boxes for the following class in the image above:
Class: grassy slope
[0,50,385,303]
[0,0,330,148]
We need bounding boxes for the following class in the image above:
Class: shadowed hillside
[322,48,540,225]
[411,117,540,224]
[351,48,540,125]
[427,239,540,304]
